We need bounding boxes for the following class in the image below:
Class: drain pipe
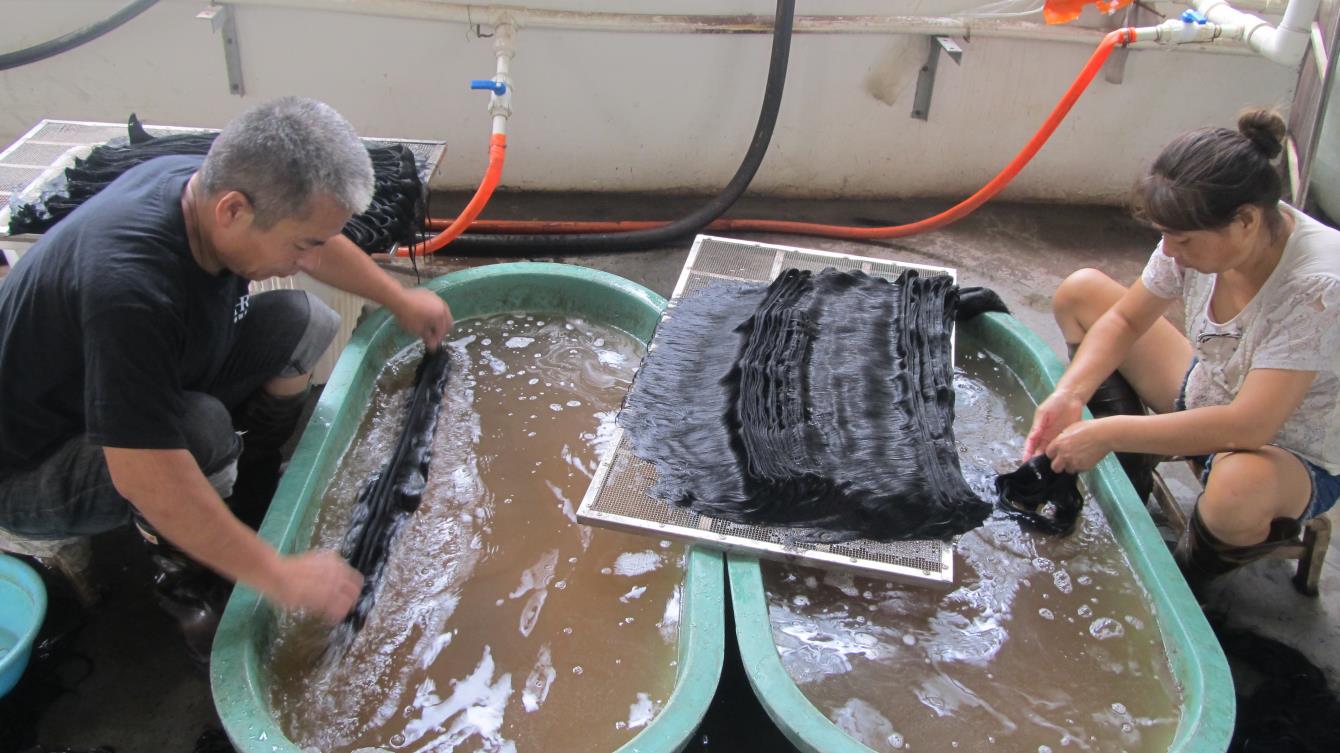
[1194,0,1320,66]
[403,23,514,256]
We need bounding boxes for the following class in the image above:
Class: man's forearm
[105,447,285,594]
[302,235,408,313]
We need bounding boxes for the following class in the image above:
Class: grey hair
[199,97,374,228]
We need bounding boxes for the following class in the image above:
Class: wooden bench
[1150,468,1332,596]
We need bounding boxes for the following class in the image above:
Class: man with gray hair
[0,97,453,662]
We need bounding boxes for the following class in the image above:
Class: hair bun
[1238,108,1286,160]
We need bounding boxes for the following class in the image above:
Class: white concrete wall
[0,0,1301,203]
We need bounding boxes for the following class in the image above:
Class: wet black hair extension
[9,114,426,256]
[994,455,1083,536]
[337,346,451,635]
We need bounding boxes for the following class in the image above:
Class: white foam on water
[831,699,900,751]
[596,349,626,366]
[627,692,658,729]
[481,350,508,375]
[510,549,559,599]
[613,551,662,576]
[448,334,478,349]
[521,644,556,713]
[401,646,515,751]
[620,586,648,603]
[506,337,534,349]
[545,479,578,524]
[518,590,548,637]
[658,584,681,643]
[1089,617,1125,640]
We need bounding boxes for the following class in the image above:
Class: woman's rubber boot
[1079,360,1160,503]
[131,511,230,667]
[228,387,310,529]
[1173,505,1303,600]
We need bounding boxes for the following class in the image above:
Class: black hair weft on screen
[9,114,425,255]
[620,268,991,543]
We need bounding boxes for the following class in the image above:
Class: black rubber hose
[0,0,159,71]
[447,0,795,255]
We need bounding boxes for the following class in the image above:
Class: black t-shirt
[0,155,250,471]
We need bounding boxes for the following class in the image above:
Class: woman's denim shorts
[1175,359,1340,519]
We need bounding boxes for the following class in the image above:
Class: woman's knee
[1052,268,1122,320]
[1198,451,1296,541]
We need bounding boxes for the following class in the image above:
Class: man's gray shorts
[0,289,340,539]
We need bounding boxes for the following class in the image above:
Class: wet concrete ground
[1,192,1336,752]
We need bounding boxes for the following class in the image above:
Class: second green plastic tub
[727,311,1234,753]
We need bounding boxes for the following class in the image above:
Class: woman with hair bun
[1022,108,1340,592]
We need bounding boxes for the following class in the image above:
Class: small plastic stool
[0,527,98,607]
[1151,469,1332,596]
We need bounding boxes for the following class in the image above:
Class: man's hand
[262,549,364,623]
[392,287,454,349]
[1023,389,1085,460]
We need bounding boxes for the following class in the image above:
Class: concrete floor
[1,192,1337,751]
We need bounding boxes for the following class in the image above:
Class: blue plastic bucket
[0,553,47,698]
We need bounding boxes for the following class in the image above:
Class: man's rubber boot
[228,387,310,529]
[132,512,229,667]
[1173,505,1303,600]
[1073,354,1160,503]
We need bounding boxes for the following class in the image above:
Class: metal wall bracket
[197,4,245,96]
[1102,5,1140,85]
[911,36,963,121]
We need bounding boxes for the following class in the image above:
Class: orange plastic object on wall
[1043,0,1134,24]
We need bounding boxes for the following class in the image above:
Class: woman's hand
[1023,390,1085,460]
[1045,418,1115,474]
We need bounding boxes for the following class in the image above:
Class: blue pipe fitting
[471,79,507,95]
[1180,9,1208,24]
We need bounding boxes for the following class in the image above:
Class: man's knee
[247,289,340,380]
[180,392,241,496]
[287,291,338,379]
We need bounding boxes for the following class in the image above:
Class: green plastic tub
[211,262,725,753]
[727,311,1234,753]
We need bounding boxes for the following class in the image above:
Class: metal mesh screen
[578,235,958,585]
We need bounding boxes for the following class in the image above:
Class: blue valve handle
[1180,9,1208,24]
[470,79,507,95]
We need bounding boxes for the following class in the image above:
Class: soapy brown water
[268,314,684,753]
[764,348,1182,753]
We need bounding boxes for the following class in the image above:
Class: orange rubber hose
[427,28,1132,243]
[403,132,507,256]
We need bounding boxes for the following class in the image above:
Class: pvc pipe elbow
[1253,25,1310,65]
[1195,0,1315,66]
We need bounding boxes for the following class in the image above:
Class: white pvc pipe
[218,0,1252,54]
[1196,0,1320,65]
[490,23,515,136]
